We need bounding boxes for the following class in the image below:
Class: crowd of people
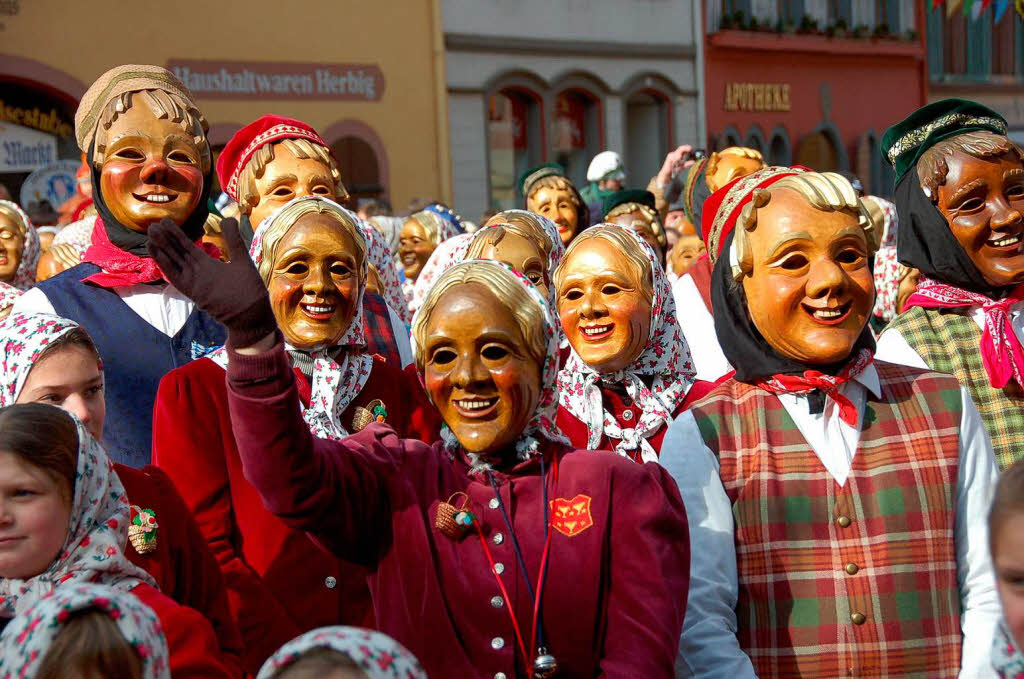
[0,62,1019,679]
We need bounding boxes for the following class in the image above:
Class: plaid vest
[690,361,962,679]
[883,305,1023,470]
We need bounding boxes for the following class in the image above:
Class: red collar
[82,218,219,288]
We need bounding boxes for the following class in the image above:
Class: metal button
[622,409,634,421]
[489,498,500,510]
[837,515,851,528]
[495,673,507,679]
[493,532,504,545]
[491,595,504,608]
[493,562,504,575]
[851,612,866,625]
[845,563,859,575]
[491,636,505,650]
[324,576,337,589]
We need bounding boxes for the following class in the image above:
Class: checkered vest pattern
[883,305,1023,470]
[689,361,962,679]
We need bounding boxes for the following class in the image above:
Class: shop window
[552,89,601,191]
[488,88,543,211]
[625,90,671,188]
[331,136,382,200]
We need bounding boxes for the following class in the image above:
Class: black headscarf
[894,168,1006,297]
[89,147,212,257]
[711,229,876,385]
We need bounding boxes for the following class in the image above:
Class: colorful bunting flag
[995,0,1010,20]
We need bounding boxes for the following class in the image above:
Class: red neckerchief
[753,349,874,427]
[82,218,219,288]
[905,276,1024,389]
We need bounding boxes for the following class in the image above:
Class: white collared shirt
[671,273,733,382]
[661,364,1001,678]
[15,283,195,336]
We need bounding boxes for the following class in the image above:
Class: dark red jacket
[556,379,718,461]
[132,583,237,678]
[152,354,440,673]
[117,465,244,678]
[224,339,690,678]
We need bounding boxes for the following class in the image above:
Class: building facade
[925,4,1024,143]
[0,0,450,212]
[704,0,927,196]
[444,0,704,222]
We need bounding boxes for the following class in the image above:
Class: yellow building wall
[0,0,450,210]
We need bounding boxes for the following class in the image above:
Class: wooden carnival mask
[267,212,363,350]
[0,212,25,283]
[528,183,579,246]
[739,186,873,365]
[99,102,204,233]
[932,147,1024,287]
[706,147,766,194]
[557,234,652,373]
[399,218,435,281]
[469,227,549,296]
[608,207,665,262]
[249,142,336,230]
[668,235,706,278]
[421,282,541,456]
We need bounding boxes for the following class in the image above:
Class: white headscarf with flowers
[414,260,569,468]
[0,313,92,409]
[257,626,425,679]
[556,225,696,463]
[0,408,156,617]
[870,197,902,323]
[0,583,170,679]
[409,233,472,314]
[0,200,40,291]
[208,196,374,441]
[357,217,411,325]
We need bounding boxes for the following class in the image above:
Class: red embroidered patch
[549,495,593,537]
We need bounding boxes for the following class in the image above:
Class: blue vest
[37,263,226,467]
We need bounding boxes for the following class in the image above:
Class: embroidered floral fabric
[256,625,425,679]
[0,282,21,312]
[557,225,696,462]
[0,583,170,679]
[871,197,901,322]
[414,259,569,466]
[0,200,40,291]
[409,233,472,314]
[358,217,411,324]
[210,196,375,441]
[993,618,1024,679]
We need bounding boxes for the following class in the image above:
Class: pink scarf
[753,349,874,427]
[905,276,1024,389]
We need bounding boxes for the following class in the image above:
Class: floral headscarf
[0,282,22,312]
[0,313,88,408]
[408,233,472,314]
[257,626,425,679]
[993,618,1024,678]
[410,204,461,247]
[413,259,569,467]
[358,218,410,324]
[0,409,156,617]
[0,200,40,291]
[556,224,696,462]
[870,197,902,322]
[0,583,170,679]
[209,196,374,441]
[51,215,96,258]
[368,215,403,259]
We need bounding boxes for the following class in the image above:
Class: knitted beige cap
[75,64,201,153]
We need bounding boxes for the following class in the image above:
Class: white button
[491,636,505,650]
[489,498,500,509]
[493,562,504,575]
[324,576,337,589]
[622,409,634,421]
[491,595,504,608]
[492,532,504,545]
[495,673,507,679]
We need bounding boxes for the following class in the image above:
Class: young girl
[0,583,169,679]
[0,402,234,677]
[991,460,1024,678]
[258,627,425,679]
[0,312,244,673]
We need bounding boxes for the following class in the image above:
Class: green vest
[882,305,1024,470]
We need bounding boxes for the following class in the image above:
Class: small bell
[532,649,558,678]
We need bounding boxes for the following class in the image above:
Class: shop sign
[167,59,384,101]
[19,160,78,212]
[724,82,791,112]
[0,122,57,172]
[0,101,73,138]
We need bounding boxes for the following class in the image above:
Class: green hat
[882,98,1008,183]
[519,162,567,199]
[602,189,656,219]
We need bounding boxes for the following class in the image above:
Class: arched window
[624,89,672,187]
[745,125,767,156]
[551,88,602,190]
[487,87,544,211]
[794,123,848,172]
[323,119,390,204]
[714,126,744,151]
[768,125,792,166]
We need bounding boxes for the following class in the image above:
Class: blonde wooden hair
[706,146,765,192]
[255,199,365,285]
[554,224,654,306]
[235,138,348,215]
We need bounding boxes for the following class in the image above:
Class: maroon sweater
[224,339,690,678]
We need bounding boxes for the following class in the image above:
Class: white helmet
[586,151,626,183]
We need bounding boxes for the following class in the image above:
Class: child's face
[995,513,1024,649]
[0,451,71,579]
